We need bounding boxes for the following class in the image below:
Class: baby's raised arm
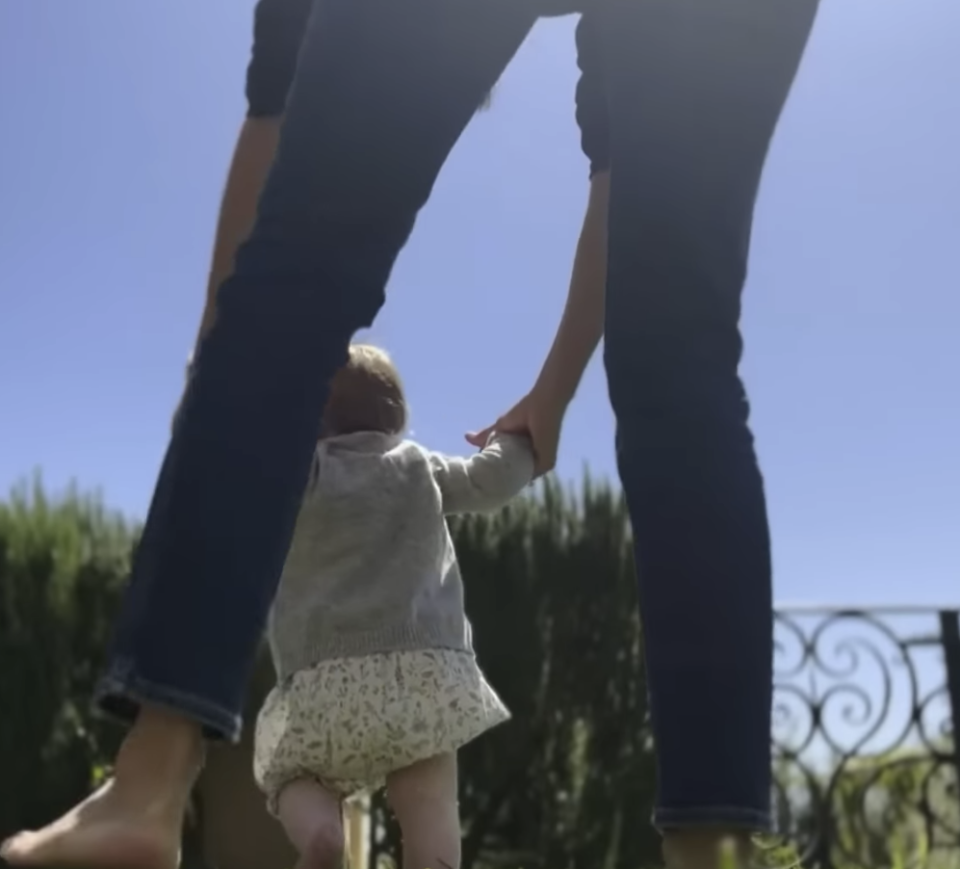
[429,433,534,515]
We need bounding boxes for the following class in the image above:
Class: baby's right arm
[429,433,535,515]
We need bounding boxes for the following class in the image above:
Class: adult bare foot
[2,706,203,869]
[0,778,183,869]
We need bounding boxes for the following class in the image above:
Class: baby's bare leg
[386,753,460,869]
[276,779,345,869]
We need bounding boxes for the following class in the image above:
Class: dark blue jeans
[97,0,818,832]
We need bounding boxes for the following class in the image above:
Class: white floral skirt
[253,648,509,810]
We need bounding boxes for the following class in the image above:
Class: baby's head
[320,344,407,439]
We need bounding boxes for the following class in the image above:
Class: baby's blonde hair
[321,344,407,438]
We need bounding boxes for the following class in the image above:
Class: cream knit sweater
[266,431,534,681]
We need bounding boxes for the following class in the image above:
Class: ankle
[113,706,205,807]
[662,829,753,869]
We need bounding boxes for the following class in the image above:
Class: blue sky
[1,0,957,609]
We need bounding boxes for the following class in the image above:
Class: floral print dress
[253,648,509,811]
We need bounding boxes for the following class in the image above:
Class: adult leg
[593,0,819,865]
[192,0,314,349]
[0,2,535,867]
[193,116,283,348]
[386,753,461,869]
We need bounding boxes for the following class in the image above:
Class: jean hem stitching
[653,805,772,832]
[96,664,241,743]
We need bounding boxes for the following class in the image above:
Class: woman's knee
[603,323,748,432]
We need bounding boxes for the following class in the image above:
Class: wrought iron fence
[771,607,960,869]
[189,608,960,869]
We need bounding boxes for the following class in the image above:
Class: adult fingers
[464,425,495,448]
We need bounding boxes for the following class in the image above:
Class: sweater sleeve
[574,12,611,178]
[245,0,313,118]
[429,433,535,515]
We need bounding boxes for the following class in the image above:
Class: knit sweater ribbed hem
[271,618,474,683]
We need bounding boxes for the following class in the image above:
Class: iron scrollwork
[771,608,959,868]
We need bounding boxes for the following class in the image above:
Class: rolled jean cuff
[95,660,242,743]
[653,805,772,833]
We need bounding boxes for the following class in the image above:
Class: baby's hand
[466,386,566,477]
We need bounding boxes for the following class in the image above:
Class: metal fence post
[939,608,960,851]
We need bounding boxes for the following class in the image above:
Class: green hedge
[0,476,660,869]
[5,477,951,869]
[0,477,130,836]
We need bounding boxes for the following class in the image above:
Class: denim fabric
[97,0,819,832]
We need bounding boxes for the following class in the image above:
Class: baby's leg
[276,779,345,869]
[386,753,460,869]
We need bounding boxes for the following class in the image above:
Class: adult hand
[466,387,567,477]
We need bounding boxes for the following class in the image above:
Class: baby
[252,344,534,869]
